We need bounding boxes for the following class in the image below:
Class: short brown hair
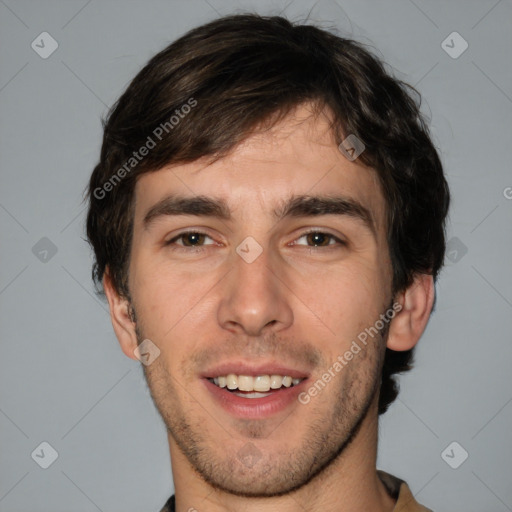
[85,14,450,414]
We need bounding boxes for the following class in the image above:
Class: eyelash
[164,229,346,252]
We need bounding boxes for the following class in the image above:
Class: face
[126,104,393,497]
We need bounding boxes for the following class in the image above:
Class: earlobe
[103,268,139,361]
[386,273,435,352]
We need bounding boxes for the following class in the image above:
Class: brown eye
[165,231,215,248]
[180,232,206,247]
[306,232,332,246]
[294,231,344,247]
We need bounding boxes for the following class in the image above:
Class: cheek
[292,260,387,334]
[132,265,217,358]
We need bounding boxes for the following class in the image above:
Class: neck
[169,396,395,512]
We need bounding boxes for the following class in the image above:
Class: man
[85,14,449,512]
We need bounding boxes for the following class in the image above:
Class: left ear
[386,273,435,351]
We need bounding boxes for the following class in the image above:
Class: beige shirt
[159,470,433,511]
[378,470,433,511]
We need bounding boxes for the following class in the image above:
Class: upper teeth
[212,374,303,392]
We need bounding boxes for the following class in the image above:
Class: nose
[217,245,293,337]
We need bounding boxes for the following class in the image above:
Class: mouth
[207,374,305,398]
[208,373,304,399]
[201,363,310,419]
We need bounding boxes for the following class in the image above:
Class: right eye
[163,230,218,252]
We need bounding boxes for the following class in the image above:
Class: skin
[104,102,434,512]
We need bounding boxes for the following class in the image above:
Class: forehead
[133,104,387,233]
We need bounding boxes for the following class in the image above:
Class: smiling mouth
[207,374,305,398]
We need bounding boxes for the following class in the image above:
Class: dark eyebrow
[143,194,375,236]
[143,195,232,229]
[273,195,376,237]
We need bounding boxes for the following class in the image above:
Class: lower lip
[203,378,308,419]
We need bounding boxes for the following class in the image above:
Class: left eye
[293,232,343,247]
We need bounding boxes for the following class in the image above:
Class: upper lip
[200,361,311,380]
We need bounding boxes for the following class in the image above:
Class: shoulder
[158,494,175,512]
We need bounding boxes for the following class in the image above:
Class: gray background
[1,0,511,510]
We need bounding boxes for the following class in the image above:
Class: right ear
[103,267,139,361]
